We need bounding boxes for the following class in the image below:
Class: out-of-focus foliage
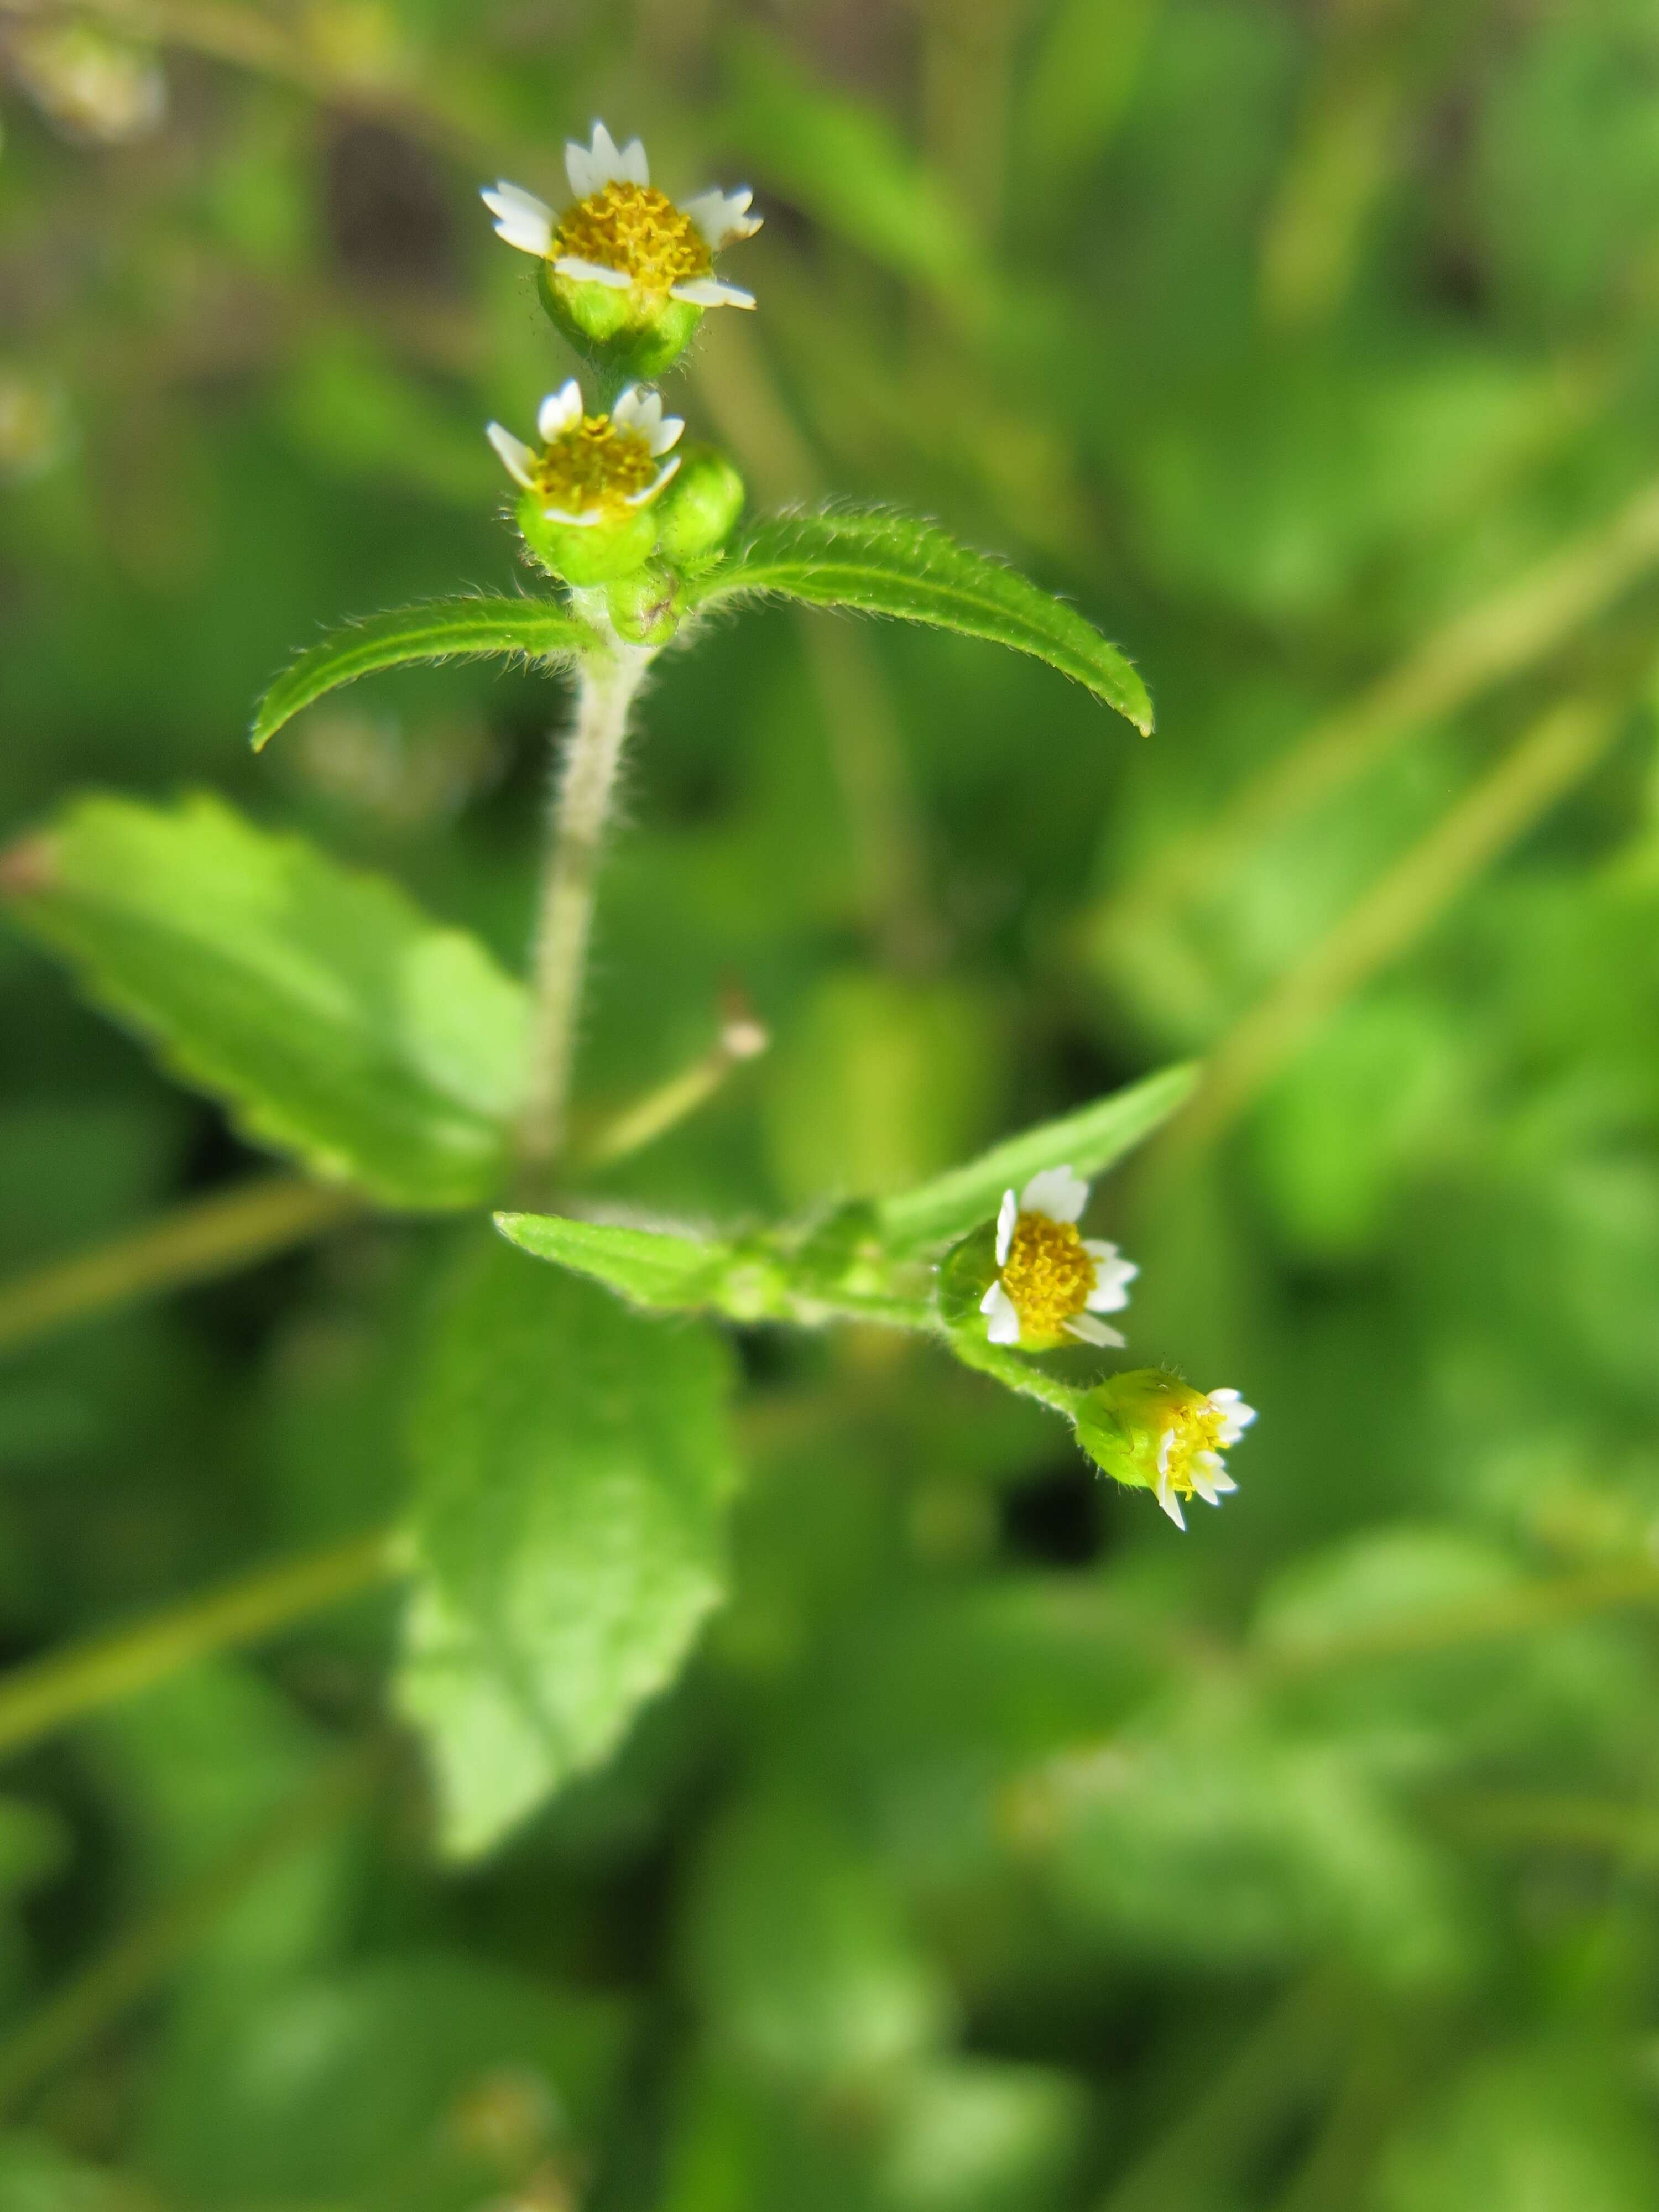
[6,1,1659,2206]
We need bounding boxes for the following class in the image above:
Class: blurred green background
[8,0,1659,2205]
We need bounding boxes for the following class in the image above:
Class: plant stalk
[0,1529,406,1765]
[0,1173,366,1363]
[517,640,653,1186]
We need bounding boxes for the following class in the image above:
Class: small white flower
[978,1164,1138,1350]
[486,382,683,526]
[481,122,761,310]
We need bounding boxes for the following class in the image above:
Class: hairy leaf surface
[1,794,525,1208]
[397,1239,739,1858]
[251,597,593,750]
[689,508,1153,732]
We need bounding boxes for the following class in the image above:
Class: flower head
[1075,1370,1255,1531]
[487,379,683,526]
[482,125,761,374]
[978,1166,1138,1352]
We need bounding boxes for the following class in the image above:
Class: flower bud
[654,446,746,567]
[1074,1370,1254,1530]
[604,562,686,646]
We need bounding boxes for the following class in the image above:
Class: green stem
[0,1175,366,1362]
[944,1330,1089,1420]
[575,1011,769,1170]
[1099,1973,1350,2212]
[517,640,654,1186]
[0,1530,406,1765]
[0,1750,377,2120]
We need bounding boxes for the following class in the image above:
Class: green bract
[515,486,660,586]
[537,263,704,381]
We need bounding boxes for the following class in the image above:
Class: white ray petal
[995,1188,1018,1268]
[611,387,684,455]
[1019,1167,1087,1223]
[980,1280,1021,1346]
[670,276,756,309]
[540,502,602,527]
[611,384,656,431]
[1190,1468,1219,1505]
[624,454,682,505]
[681,185,762,249]
[617,131,649,185]
[1210,1470,1239,1494]
[552,254,633,289]
[482,181,554,257]
[567,121,648,197]
[1085,1246,1138,1313]
[536,380,583,441]
[1156,1428,1175,1476]
[485,421,537,489]
[1154,1476,1186,1531]
[1063,1313,1126,1349]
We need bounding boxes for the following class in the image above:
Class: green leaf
[397,1239,739,1858]
[146,1953,632,2212]
[688,507,1154,732]
[685,1784,951,2084]
[251,596,594,750]
[875,1063,1197,1253]
[493,1210,733,1311]
[1,793,525,1208]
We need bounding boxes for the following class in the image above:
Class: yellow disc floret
[554,183,713,297]
[1000,1214,1097,1343]
[534,414,660,522]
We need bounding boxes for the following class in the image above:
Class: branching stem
[518,638,654,1187]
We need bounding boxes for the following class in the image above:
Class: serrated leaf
[397,1239,739,1858]
[494,1210,733,1311]
[875,1063,1197,1253]
[251,596,594,750]
[688,508,1153,731]
[1,793,525,1208]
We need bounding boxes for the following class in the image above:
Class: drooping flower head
[487,381,683,585]
[978,1167,1138,1352]
[482,125,761,375]
[1075,1370,1255,1530]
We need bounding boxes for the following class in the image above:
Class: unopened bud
[654,446,745,567]
[604,561,685,645]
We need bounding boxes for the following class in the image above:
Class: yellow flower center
[1000,1213,1095,1340]
[532,416,659,521]
[552,182,713,296]
[1157,1398,1231,1498]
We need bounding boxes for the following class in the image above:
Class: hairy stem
[945,1330,1089,1420]
[518,641,654,1185]
[0,1174,366,1362]
[0,1530,406,1765]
